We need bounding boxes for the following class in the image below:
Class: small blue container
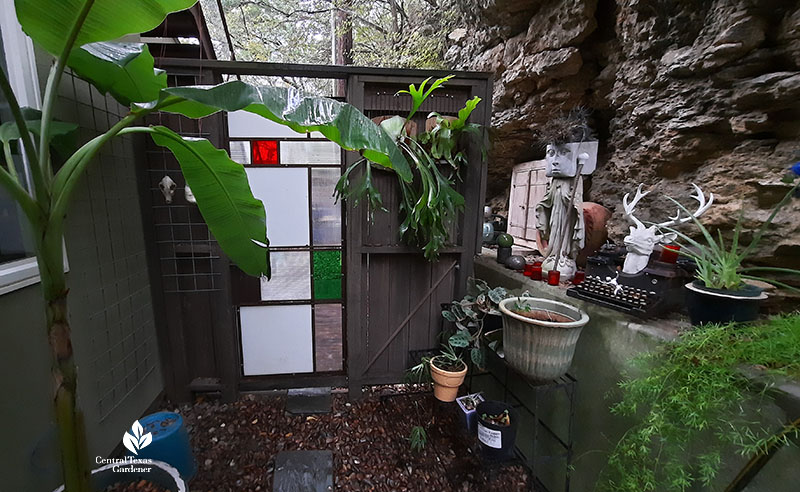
[128,412,197,480]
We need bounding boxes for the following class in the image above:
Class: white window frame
[0,3,67,295]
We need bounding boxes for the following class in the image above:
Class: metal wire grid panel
[145,95,223,294]
[54,69,160,420]
[466,348,577,492]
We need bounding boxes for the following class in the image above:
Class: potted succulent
[498,297,590,382]
[664,167,800,325]
[476,400,518,460]
[455,392,485,432]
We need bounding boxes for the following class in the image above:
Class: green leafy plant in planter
[661,169,800,324]
[601,314,800,492]
[335,76,486,260]
[664,173,800,292]
[0,1,410,490]
[441,278,510,368]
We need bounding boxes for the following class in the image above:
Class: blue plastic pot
[128,412,197,480]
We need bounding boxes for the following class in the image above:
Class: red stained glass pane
[251,140,279,165]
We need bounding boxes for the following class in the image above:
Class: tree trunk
[332,0,353,97]
[38,223,92,492]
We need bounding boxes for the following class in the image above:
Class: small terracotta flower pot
[429,357,467,402]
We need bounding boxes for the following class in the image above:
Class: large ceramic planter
[498,297,589,383]
[53,460,185,492]
[429,356,467,402]
[685,281,767,325]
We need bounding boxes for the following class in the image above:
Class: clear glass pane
[313,250,342,300]
[245,167,310,247]
[229,141,251,164]
[311,168,342,246]
[314,303,342,372]
[240,305,313,375]
[261,251,311,301]
[280,141,341,165]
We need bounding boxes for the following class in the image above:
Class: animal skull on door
[184,184,197,204]
[621,183,713,274]
[158,175,177,204]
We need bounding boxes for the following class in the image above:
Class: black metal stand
[466,346,577,492]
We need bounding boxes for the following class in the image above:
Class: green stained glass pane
[313,250,342,300]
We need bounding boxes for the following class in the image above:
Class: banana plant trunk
[38,221,92,492]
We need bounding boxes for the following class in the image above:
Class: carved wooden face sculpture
[545,144,578,178]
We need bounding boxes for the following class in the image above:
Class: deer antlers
[622,183,714,229]
[622,184,650,229]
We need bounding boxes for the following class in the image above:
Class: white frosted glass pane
[245,167,309,247]
[311,168,341,246]
[280,141,341,165]
[229,141,250,164]
[228,110,305,138]
[260,251,310,301]
[240,305,313,375]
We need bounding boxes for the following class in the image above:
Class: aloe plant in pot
[663,167,800,325]
[0,1,411,490]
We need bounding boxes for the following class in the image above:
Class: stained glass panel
[280,141,340,165]
[313,250,342,300]
[260,251,311,301]
[311,168,342,246]
[240,305,313,375]
[314,303,342,372]
[252,140,279,165]
[245,167,310,247]
[229,140,251,164]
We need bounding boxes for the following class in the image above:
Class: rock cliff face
[447,0,800,267]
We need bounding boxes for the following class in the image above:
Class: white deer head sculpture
[621,183,713,274]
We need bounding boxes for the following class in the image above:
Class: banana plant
[0,1,409,490]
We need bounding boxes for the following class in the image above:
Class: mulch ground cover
[177,386,529,491]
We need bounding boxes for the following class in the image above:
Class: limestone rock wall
[447,0,800,267]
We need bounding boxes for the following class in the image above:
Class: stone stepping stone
[286,387,331,415]
[273,450,333,492]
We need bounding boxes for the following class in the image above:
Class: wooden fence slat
[360,260,457,375]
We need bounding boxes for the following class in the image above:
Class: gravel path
[177,387,529,491]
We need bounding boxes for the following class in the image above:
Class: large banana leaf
[159,82,412,182]
[0,108,78,157]
[147,126,270,277]
[15,0,196,57]
[69,42,166,106]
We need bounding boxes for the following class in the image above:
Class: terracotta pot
[534,202,610,266]
[429,357,467,402]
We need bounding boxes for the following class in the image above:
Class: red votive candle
[573,270,586,285]
[523,263,535,277]
[533,260,543,267]
[530,265,543,280]
[660,244,681,264]
[547,270,561,286]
